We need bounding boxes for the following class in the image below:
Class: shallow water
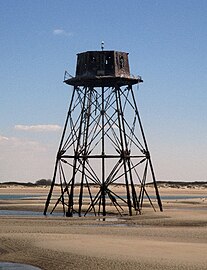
[1,194,206,201]
[0,194,206,217]
[0,262,41,270]
[0,210,63,217]
[160,195,207,200]
[0,194,44,200]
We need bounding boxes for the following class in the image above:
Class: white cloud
[0,135,46,151]
[0,135,9,142]
[53,29,72,36]
[0,135,56,181]
[14,124,62,132]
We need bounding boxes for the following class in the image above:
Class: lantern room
[64,50,142,87]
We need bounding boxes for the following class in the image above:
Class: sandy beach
[0,185,207,270]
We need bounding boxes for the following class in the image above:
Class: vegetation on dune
[0,180,207,188]
[0,179,52,187]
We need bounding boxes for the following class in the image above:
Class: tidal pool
[0,262,41,269]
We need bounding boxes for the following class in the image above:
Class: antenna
[101,41,104,51]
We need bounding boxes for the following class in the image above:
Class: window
[119,56,124,69]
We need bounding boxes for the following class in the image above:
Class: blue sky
[0,0,207,182]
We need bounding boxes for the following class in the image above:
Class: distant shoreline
[0,180,207,189]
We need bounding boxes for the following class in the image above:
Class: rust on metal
[64,51,143,87]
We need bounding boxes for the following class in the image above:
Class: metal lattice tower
[44,50,163,217]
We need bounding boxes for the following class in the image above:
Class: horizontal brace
[61,155,146,159]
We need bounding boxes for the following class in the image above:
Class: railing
[64,70,74,81]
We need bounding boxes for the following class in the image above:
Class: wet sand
[0,185,207,270]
